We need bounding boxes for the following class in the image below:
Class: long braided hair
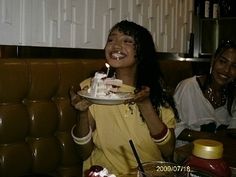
[107,20,179,118]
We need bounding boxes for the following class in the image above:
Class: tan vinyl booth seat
[0,58,105,177]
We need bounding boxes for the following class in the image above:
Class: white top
[174,76,236,147]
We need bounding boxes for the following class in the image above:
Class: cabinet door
[195,17,236,56]
[200,19,218,55]
[218,18,236,44]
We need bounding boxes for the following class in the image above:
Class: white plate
[78,90,134,105]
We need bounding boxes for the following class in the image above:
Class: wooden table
[174,129,236,168]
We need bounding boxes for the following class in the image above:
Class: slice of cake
[87,165,116,177]
[87,72,122,98]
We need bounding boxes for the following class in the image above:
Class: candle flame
[105,63,110,76]
[105,63,110,68]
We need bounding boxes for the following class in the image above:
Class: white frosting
[88,72,122,98]
[89,168,116,177]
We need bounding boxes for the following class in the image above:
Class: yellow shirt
[80,79,176,175]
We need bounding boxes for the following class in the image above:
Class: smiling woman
[69,20,179,176]
[174,40,236,147]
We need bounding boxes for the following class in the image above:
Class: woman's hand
[69,86,92,112]
[125,86,150,105]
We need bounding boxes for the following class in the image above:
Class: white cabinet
[0,0,193,53]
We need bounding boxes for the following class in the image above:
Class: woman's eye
[124,39,134,44]
[107,38,113,42]
[124,39,132,43]
[219,58,227,63]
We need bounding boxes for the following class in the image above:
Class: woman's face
[212,48,236,86]
[105,29,137,69]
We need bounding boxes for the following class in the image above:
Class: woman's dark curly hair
[202,40,236,115]
[108,20,178,118]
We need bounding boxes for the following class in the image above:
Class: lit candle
[105,63,110,76]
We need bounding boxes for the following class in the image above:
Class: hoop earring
[209,66,212,74]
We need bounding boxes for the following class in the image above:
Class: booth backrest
[0,58,105,177]
[0,57,201,177]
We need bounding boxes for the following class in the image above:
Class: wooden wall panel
[0,0,194,53]
[0,0,21,45]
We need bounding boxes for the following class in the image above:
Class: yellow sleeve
[159,106,176,129]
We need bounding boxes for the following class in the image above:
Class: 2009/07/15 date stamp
[156,165,191,172]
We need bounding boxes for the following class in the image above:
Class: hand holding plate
[125,86,150,105]
[69,86,92,111]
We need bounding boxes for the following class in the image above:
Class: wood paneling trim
[0,45,105,59]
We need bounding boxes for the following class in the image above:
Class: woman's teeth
[112,52,124,59]
[219,74,228,79]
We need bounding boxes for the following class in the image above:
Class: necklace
[206,87,226,107]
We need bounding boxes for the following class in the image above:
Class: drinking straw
[128,139,146,176]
